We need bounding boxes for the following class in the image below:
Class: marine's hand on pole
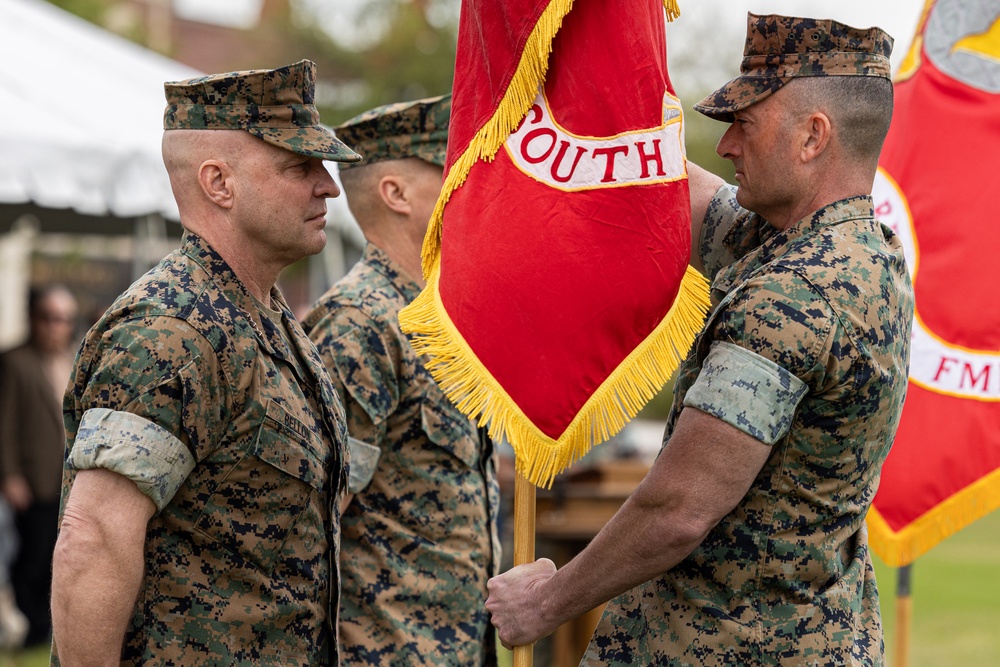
[486,557,559,649]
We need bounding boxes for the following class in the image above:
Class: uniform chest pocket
[195,401,327,575]
[420,397,479,469]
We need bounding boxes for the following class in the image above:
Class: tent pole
[513,472,536,667]
[894,565,913,667]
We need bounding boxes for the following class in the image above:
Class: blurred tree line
[47,0,733,178]
[48,0,458,125]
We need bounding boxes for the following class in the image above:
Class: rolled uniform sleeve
[684,342,807,445]
[686,267,837,445]
[69,408,195,511]
[69,316,228,510]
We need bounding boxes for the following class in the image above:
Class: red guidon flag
[399,0,709,487]
[869,0,1000,566]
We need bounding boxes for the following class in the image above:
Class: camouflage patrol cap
[334,94,451,170]
[163,60,361,163]
[695,13,894,122]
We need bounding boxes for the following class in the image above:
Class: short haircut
[336,162,382,224]
[336,162,376,200]
[789,76,894,163]
[337,158,439,226]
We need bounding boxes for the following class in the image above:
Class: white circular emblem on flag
[874,168,1000,400]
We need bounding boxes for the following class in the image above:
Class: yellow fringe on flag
[420,0,578,276]
[867,464,1000,567]
[662,0,680,21]
[405,0,697,488]
[401,264,710,489]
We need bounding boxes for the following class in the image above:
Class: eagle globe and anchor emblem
[873,0,1000,401]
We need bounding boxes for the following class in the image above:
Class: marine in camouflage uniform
[303,96,501,666]
[51,61,358,666]
[585,187,913,664]
[487,14,914,666]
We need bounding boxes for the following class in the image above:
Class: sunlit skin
[162,130,341,306]
[715,90,808,229]
[372,159,444,287]
[341,157,444,289]
[713,83,872,233]
[230,141,340,270]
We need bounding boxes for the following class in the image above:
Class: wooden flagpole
[894,565,913,667]
[513,472,536,667]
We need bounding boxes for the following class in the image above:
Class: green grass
[0,644,47,667]
[497,512,1000,667]
[4,513,996,667]
[874,509,1000,667]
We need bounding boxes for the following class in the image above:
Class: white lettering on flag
[504,89,686,191]
[874,168,1000,401]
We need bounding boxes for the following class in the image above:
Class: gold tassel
[662,0,680,22]
[401,266,710,488]
[867,465,1000,567]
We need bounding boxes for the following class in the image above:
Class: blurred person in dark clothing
[0,284,78,647]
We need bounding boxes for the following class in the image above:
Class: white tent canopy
[0,0,200,219]
[0,0,364,347]
[0,0,363,242]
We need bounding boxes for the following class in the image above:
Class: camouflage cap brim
[164,60,363,163]
[249,126,362,163]
[695,13,894,123]
[695,51,893,122]
[694,76,786,123]
[340,130,448,170]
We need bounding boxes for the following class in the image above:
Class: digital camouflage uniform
[53,60,358,666]
[585,14,913,667]
[585,185,912,666]
[303,96,502,666]
[58,233,348,665]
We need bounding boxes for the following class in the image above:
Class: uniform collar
[179,231,344,459]
[726,195,875,270]
[179,230,287,357]
[361,243,422,302]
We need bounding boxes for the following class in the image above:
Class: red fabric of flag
[869,0,1000,566]
[400,0,708,487]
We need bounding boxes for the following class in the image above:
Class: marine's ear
[801,111,832,164]
[377,172,413,216]
[198,160,236,210]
